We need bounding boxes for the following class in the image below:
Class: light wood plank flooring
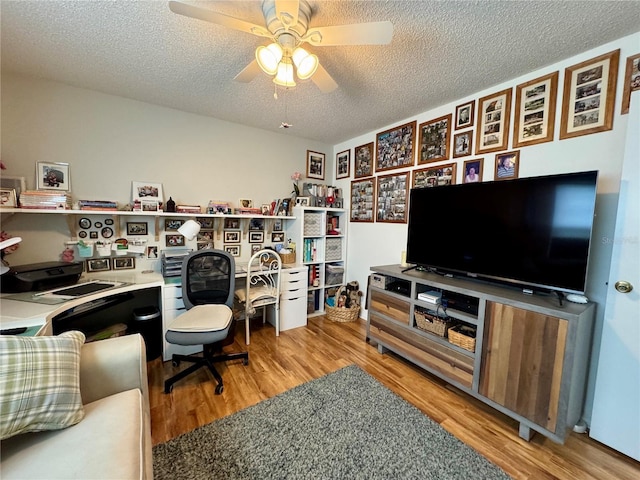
[148,316,639,480]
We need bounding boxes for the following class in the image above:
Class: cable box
[418,290,442,304]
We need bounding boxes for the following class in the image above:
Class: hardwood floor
[148,316,639,479]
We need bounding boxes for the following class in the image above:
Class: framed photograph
[560,49,620,139]
[621,53,640,115]
[251,244,262,255]
[455,101,475,130]
[273,219,283,231]
[513,71,559,148]
[475,88,512,154]
[166,234,185,247]
[306,150,325,180]
[224,218,240,229]
[412,163,457,189]
[225,245,240,257]
[336,150,351,179]
[249,218,264,231]
[164,219,184,231]
[350,178,375,223]
[126,222,148,235]
[376,172,409,223]
[354,142,374,178]
[146,246,159,259]
[260,204,271,215]
[37,162,71,191]
[453,130,473,158]
[132,181,163,203]
[224,231,240,243]
[239,198,253,208]
[197,230,213,242]
[418,114,452,164]
[0,176,26,205]
[375,121,416,172]
[113,257,135,270]
[101,227,114,239]
[249,231,264,243]
[463,158,484,183]
[0,188,18,208]
[295,196,310,207]
[86,258,111,272]
[141,200,159,212]
[271,232,285,243]
[495,151,520,181]
[90,231,98,239]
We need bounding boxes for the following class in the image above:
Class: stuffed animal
[345,281,362,307]
[61,247,75,263]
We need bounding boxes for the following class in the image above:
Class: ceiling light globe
[273,59,296,87]
[256,43,283,76]
[292,47,318,80]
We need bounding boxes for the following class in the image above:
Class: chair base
[164,345,249,394]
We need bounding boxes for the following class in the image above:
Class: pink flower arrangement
[291,172,302,196]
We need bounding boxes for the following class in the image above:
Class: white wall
[331,32,640,424]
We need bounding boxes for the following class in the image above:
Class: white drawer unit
[267,266,308,332]
[162,283,201,361]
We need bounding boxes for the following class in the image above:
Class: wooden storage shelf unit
[366,264,595,444]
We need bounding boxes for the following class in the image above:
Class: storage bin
[325,264,344,286]
[303,213,323,236]
[325,303,360,323]
[414,310,450,337]
[448,324,476,352]
[325,237,342,261]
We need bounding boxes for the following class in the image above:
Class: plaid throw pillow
[0,330,86,440]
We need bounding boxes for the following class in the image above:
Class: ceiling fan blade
[304,21,393,46]
[169,1,271,38]
[234,60,262,83]
[311,64,338,93]
[275,0,299,28]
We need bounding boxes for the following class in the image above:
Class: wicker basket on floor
[325,303,360,323]
[448,324,476,352]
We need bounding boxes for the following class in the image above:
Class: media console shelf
[367,264,595,444]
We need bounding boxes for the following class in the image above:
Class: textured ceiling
[2,1,640,144]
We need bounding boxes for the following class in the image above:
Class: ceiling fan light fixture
[256,42,283,75]
[273,58,296,87]
[292,47,318,80]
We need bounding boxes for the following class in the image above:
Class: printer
[1,261,83,293]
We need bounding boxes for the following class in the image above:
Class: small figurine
[61,247,75,263]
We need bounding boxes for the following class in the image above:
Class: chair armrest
[79,333,149,407]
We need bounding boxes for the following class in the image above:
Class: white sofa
[1,334,153,479]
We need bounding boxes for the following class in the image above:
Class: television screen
[406,171,598,294]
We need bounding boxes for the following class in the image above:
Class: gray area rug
[153,365,511,479]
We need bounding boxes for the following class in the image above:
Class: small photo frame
[412,163,457,189]
[560,49,619,139]
[495,151,520,181]
[0,188,18,208]
[249,231,264,243]
[127,222,148,235]
[225,245,240,257]
[89,231,98,239]
[166,234,185,247]
[418,114,452,164]
[453,130,473,158]
[261,204,271,215]
[622,53,640,114]
[295,197,310,207]
[132,181,163,203]
[239,198,253,208]
[513,71,558,148]
[146,246,159,259]
[271,232,285,243]
[273,219,283,231]
[86,258,111,272]
[354,142,374,178]
[306,150,325,180]
[224,231,240,243]
[37,162,71,191]
[197,230,213,242]
[375,121,416,172]
[251,244,262,255]
[350,178,375,223]
[224,218,240,229]
[249,218,264,230]
[476,88,512,154]
[336,150,351,179]
[376,172,409,223]
[141,200,159,212]
[455,101,475,130]
[113,257,136,270]
[196,217,213,229]
[463,159,484,183]
[165,219,184,231]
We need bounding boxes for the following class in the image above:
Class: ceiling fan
[168,0,393,93]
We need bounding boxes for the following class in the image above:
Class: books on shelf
[303,238,318,262]
[176,205,201,213]
[78,199,118,210]
[19,190,72,209]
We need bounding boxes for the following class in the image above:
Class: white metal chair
[235,249,282,345]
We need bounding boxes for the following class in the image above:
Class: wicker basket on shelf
[448,324,476,352]
[325,303,360,323]
[414,310,449,337]
[278,251,296,264]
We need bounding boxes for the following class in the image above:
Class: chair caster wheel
[172,360,180,367]
[215,384,224,395]
[243,358,249,366]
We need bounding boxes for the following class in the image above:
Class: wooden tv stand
[366,264,595,443]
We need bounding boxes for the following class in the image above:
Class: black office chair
[164,250,248,394]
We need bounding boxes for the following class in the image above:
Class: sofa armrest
[79,333,149,407]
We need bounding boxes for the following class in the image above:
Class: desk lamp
[177,220,200,241]
[0,237,22,275]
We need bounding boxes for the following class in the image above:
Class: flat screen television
[406,171,598,295]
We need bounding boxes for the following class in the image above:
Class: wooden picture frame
[513,71,558,148]
[375,121,416,172]
[295,196,310,206]
[166,234,185,247]
[453,130,473,158]
[249,231,264,243]
[354,142,374,178]
[455,101,475,130]
[37,161,71,191]
[418,114,452,164]
[350,178,375,223]
[621,53,640,115]
[224,245,240,257]
[271,232,285,243]
[412,163,457,189]
[463,158,484,183]
[131,181,163,203]
[336,150,350,179]
[224,231,240,243]
[163,219,183,232]
[0,188,18,208]
[495,151,520,181]
[249,218,264,230]
[224,218,240,229]
[376,172,409,223]
[560,49,620,139]
[113,257,135,270]
[476,88,512,154]
[86,258,111,272]
[306,150,325,180]
[126,222,148,236]
[251,244,262,255]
